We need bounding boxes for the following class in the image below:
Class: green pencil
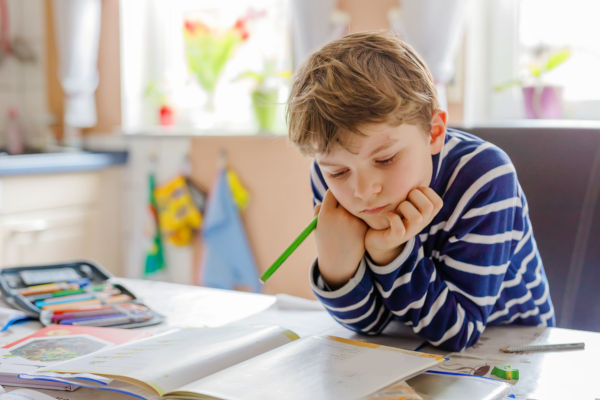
[260,215,318,283]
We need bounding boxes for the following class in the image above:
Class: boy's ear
[429,109,447,155]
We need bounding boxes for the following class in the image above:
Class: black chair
[460,125,600,332]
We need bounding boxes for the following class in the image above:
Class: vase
[522,85,563,119]
[251,89,278,133]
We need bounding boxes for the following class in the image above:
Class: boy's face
[315,116,446,230]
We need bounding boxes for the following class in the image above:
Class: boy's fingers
[421,187,444,212]
[321,190,338,212]
[366,212,406,250]
[408,189,434,216]
[314,203,321,216]
[398,201,421,225]
[387,212,406,239]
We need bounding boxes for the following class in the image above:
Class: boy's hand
[365,187,443,265]
[315,190,368,290]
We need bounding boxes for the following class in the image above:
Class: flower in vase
[183,12,260,107]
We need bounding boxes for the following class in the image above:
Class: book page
[166,336,444,400]
[40,325,297,396]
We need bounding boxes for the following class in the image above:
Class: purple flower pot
[522,85,563,119]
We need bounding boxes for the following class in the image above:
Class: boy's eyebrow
[316,160,341,167]
[318,141,397,167]
[368,141,396,157]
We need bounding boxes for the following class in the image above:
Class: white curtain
[390,0,466,110]
[53,0,101,129]
[290,0,347,68]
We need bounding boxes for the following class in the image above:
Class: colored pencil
[18,278,90,296]
[50,305,115,315]
[68,313,152,327]
[35,289,121,307]
[60,313,124,325]
[51,303,148,322]
[52,309,122,323]
[501,342,585,353]
[260,215,318,283]
[25,284,109,301]
[41,294,132,311]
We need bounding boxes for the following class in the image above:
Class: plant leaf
[544,49,570,72]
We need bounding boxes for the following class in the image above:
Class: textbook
[0,324,151,390]
[28,324,445,400]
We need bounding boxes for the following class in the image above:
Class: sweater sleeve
[309,258,394,335]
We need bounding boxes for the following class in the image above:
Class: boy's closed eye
[324,153,399,179]
[375,153,397,165]
[329,169,349,179]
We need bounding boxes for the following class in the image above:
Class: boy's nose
[353,173,382,200]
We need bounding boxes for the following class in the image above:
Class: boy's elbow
[427,323,482,352]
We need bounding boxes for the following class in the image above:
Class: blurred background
[0,0,599,330]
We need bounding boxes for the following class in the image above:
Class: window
[463,0,600,124]
[120,0,291,134]
[519,0,600,116]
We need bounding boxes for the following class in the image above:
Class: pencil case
[0,260,164,329]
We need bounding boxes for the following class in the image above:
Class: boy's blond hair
[287,31,439,156]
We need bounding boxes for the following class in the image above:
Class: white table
[1,278,598,399]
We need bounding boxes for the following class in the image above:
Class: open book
[25,324,445,400]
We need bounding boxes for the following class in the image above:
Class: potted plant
[494,47,570,119]
[235,61,290,133]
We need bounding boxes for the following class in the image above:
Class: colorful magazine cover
[0,324,151,390]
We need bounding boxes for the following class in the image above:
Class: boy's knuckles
[420,202,434,215]
[411,214,424,226]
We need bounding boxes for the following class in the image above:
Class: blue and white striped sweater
[309,128,555,351]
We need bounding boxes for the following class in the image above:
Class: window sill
[119,125,287,138]
[457,119,600,131]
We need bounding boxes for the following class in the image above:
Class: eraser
[491,365,519,380]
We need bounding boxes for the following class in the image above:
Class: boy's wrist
[318,261,358,290]
[367,244,404,266]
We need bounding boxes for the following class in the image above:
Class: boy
[287,31,554,351]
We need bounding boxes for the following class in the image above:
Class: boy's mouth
[361,205,389,215]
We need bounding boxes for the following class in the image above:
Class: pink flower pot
[522,85,563,119]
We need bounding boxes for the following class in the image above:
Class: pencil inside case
[40,301,163,328]
[0,261,165,328]
[49,303,155,327]
[22,282,133,312]
[36,284,164,328]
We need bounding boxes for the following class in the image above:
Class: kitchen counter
[0,150,128,176]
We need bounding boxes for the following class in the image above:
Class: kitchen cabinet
[0,167,124,275]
